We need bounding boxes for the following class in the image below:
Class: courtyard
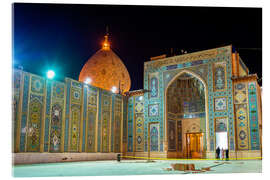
[13,159,262,177]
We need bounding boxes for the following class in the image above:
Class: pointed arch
[164,69,209,154]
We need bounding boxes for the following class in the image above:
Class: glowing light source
[111,86,117,93]
[46,70,55,79]
[139,96,143,101]
[102,34,110,50]
[84,77,92,84]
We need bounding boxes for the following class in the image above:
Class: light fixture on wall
[111,86,117,93]
[84,77,92,84]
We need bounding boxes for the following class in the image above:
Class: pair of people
[216,147,229,160]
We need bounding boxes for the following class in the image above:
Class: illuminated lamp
[84,77,92,84]
[111,86,117,93]
[46,70,55,79]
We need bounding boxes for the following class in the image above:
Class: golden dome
[79,34,131,94]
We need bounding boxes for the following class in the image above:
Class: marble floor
[13,159,262,177]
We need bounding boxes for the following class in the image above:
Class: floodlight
[111,86,117,93]
[47,70,55,79]
[84,77,92,84]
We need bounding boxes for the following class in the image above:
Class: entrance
[186,133,203,158]
[165,71,207,158]
[215,132,228,150]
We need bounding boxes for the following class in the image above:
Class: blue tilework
[44,80,51,152]
[111,94,115,152]
[248,82,260,150]
[20,73,30,152]
[64,79,70,152]
[82,85,87,152]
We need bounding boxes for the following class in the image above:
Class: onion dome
[79,33,131,94]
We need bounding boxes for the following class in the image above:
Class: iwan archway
[164,70,209,159]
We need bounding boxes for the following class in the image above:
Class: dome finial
[106,25,109,35]
[102,25,110,50]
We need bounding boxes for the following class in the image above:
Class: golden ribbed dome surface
[79,47,131,93]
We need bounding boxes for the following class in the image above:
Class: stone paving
[13,159,262,177]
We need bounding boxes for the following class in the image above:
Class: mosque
[12,32,262,164]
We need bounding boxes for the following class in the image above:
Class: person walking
[216,146,220,159]
[225,149,229,161]
[222,148,225,160]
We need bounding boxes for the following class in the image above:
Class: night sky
[13,3,262,90]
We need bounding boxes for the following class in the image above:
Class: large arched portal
[165,71,207,159]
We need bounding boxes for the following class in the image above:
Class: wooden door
[186,133,203,158]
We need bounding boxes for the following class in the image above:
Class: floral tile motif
[215,117,227,132]
[135,96,144,113]
[53,82,64,99]
[214,97,227,111]
[148,104,159,117]
[214,65,226,91]
[31,76,44,94]
[150,123,159,151]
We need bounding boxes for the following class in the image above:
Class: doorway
[186,132,203,158]
[165,71,207,158]
[215,132,228,150]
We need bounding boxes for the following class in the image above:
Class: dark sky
[13,3,262,89]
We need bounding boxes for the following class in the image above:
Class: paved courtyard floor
[13,159,262,177]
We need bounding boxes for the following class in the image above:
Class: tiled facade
[138,45,262,158]
[13,45,262,159]
[13,70,123,153]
